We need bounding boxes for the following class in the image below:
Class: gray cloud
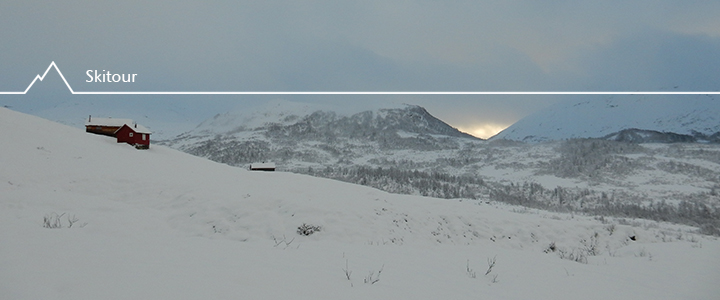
[1,1,718,134]
[575,30,720,91]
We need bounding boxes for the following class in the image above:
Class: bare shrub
[342,259,353,287]
[605,224,616,235]
[364,264,384,284]
[466,259,477,278]
[485,256,497,276]
[43,213,86,229]
[581,232,601,256]
[272,235,296,249]
[699,223,720,236]
[636,248,653,260]
[297,223,321,236]
[67,215,80,228]
[558,248,588,264]
[43,213,65,229]
[544,241,557,253]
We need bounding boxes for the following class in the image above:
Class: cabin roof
[250,162,276,169]
[86,117,134,127]
[118,123,152,134]
[86,117,151,134]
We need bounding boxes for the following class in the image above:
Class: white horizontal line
[0,62,718,95]
[71,91,720,95]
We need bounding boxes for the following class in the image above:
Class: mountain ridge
[163,102,480,170]
[492,96,720,143]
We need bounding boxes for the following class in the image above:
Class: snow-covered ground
[1,107,719,299]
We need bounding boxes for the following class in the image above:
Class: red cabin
[85,116,152,149]
[115,123,151,149]
[85,116,134,137]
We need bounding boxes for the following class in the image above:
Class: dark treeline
[304,166,486,200]
[298,166,720,236]
[493,180,720,236]
[539,139,646,179]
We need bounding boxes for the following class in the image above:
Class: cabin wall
[115,125,150,149]
[116,126,133,144]
[135,133,150,146]
[86,126,121,137]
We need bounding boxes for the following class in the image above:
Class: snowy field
[1,107,719,300]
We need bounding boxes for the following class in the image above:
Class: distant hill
[162,100,480,170]
[492,95,720,143]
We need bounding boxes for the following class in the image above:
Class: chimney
[88,115,91,122]
[134,123,137,128]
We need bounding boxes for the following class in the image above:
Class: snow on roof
[250,162,276,169]
[86,117,135,127]
[86,117,151,134]
[124,123,152,134]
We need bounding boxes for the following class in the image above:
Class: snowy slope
[1,107,719,299]
[493,95,720,142]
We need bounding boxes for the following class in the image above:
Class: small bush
[699,223,720,236]
[466,259,477,278]
[544,241,557,253]
[297,223,321,236]
[605,224,616,235]
[485,256,496,276]
[43,213,65,229]
[364,265,384,284]
[636,248,653,260]
[43,213,86,229]
[558,248,588,264]
[581,232,601,256]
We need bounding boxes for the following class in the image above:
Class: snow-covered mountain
[160,100,720,220]
[2,107,719,300]
[492,95,720,143]
[188,100,476,139]
[162,100,480,170]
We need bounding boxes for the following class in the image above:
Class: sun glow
[456,123,509,139]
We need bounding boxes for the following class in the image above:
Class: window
[142,134,146,141]
[129,132,133,137]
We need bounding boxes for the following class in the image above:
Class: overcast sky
[1,1,718,138]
